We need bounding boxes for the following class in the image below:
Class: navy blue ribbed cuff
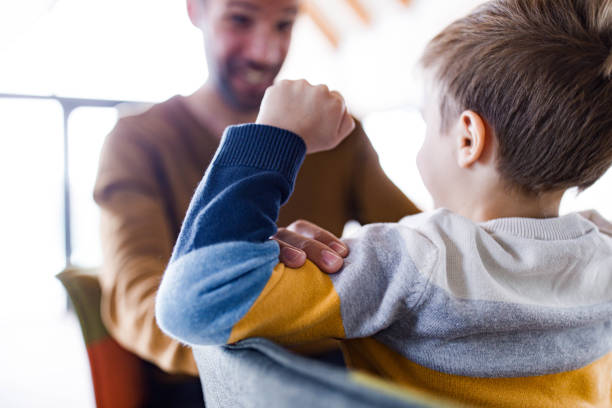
[216,124,306,184]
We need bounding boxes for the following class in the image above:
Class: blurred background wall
[0,1,609,406]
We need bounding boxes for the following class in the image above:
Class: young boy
[156,0,612,405]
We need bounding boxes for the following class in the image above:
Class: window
[68,107,118,267]
[0,98,65,278]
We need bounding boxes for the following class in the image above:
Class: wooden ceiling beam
[302,0,414,48]
[302,1,340,48]
[343,0,371,25]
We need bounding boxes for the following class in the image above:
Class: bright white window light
[0,98,64,280]
[68,107,118,267]
[561,170,612,220]
[363,108,433,212]
[0,0,205,101]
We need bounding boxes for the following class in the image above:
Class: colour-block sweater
[156,124,612,407]
[94,96,419,375]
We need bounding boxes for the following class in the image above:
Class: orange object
[57,267,147,408]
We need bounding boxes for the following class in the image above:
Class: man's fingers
[272,227,346,274]
[274,238,307,269]
[284,220,349,257]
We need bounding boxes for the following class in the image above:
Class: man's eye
[277,20,294,32]
[230,14,252,27]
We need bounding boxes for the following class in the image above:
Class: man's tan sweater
[94,96,419,375]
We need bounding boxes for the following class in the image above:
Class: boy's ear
[186,0,204,28]
[456,110,486,168]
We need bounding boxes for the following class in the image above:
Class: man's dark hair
[421,0,612,193]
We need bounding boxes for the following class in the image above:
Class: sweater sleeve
[155,124,432,347]
[94,120,199,375]
[155,124,349,346]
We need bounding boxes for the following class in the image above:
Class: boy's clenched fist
[256,79,356,154]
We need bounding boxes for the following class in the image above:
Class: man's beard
[217,74,264,112]
[214,60,282,112]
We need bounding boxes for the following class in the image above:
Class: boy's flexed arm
[155,80,355,345]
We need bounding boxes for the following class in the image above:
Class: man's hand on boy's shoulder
[273,219,349,274]
[256,79,355,154]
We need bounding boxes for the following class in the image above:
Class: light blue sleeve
[155,124,306,345]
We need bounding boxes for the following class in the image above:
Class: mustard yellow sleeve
[229,260,346,345]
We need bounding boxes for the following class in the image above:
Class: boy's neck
[453,188,565,223]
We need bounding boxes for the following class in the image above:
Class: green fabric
[57,267,108,344]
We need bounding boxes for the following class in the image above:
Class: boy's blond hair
[421,0,612,193]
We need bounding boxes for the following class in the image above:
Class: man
[94,0,419,403]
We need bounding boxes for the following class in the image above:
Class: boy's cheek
[416,145,431,192]
[417,143,444,207]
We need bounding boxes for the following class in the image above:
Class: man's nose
[243,27,284,67]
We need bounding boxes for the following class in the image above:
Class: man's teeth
[244,69,266,85]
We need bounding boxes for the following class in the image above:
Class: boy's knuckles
[295,79,309,89]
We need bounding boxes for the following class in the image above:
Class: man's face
[198,0,299,111]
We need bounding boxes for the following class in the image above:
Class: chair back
[57,267,147,408]
[193,338,452,408]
